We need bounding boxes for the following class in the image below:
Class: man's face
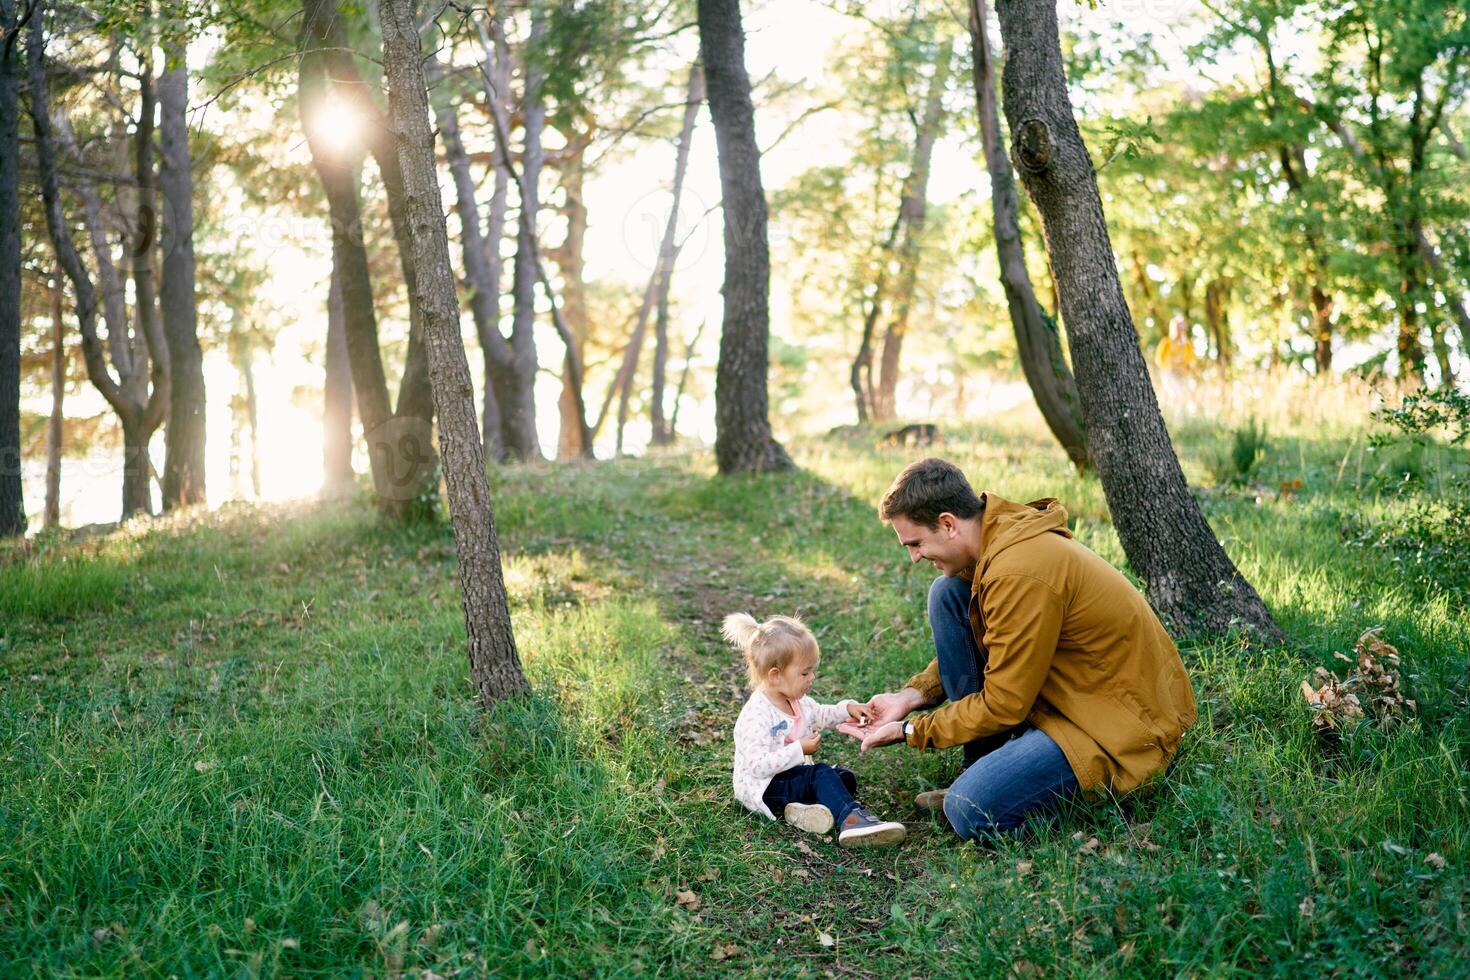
[891,514,968,576]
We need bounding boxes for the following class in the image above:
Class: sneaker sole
[784,803,835,834]
[838,823,906,848]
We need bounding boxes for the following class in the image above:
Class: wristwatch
[902,721,914,741]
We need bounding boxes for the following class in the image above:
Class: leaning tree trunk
[159,47,206,509]
[322,264,355,491]
[971,0,1087,470]
[851,211,903,424]
[993,0,1282,642]
[874,52,948,423]
[697,0,791,474]
[651,64,705,447]
[379,0,529,706]
[0,0,23,535]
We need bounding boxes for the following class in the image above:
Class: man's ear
[937,512,958,537]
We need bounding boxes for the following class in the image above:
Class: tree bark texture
[474,9,512,457]
[323,264,354,491]
[651,64,704,447]
[379,0,530,706]
[0,0,23,535]
[993,0,1282,643]
[46,272,63,528]
[874,52,948,422]
[970,0,1087,470]
[158,49,206,509]
[502,6,547,461]
[30,10,169,521]
[697,0,791,474]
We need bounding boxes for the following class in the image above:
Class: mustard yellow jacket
[903,494,1197,794]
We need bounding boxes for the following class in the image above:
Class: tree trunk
[502,6,548,462]
[425,54,509,463]
[874,52,948,422]
[158,47,206,509]
[323,263,355,491]
[234,335,261,498]
[970,0,1087,470]
[669,319,706,438]
[697,0,791,474]
[1396,241,1426,384]
[851,212,902,425]
[379,0,530,706]
[0,0,22,535]
[993,0,1282,642]
[46,272,63,528]
[552,131,590,461]
[652,64,705,447]
[30,12,169,523]
[299,0,424,519]
[1309,282,1333,374]
[473,8,512,458]
[1414,226,1470,371]
[1203,278,1232,373]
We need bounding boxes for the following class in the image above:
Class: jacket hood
[978,493,1072,574]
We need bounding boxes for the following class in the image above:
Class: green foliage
[1371,386,1470,447]
[2,404,1467,974]
[1208,416,1269,485]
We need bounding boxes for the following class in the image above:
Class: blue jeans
[762,764,859,828]
[928,574,1079,839]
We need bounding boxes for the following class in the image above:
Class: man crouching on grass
[841,457,1197,841]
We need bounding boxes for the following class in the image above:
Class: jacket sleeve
[902,659,945,703]
[908,573,1064,750]
[733,705,806,779]
[807,698,856,732]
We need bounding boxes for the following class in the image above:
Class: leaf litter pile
[1300,627,1417,736]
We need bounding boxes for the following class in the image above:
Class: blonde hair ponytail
[722,612,819,689]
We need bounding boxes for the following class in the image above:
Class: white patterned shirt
[731,689,856,820]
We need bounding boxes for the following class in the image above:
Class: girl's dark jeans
[761,763,859,828]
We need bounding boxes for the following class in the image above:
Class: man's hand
[859,688,927,728]
[859,720,906,752]
[799,732,821,755]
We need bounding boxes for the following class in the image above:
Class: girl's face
[767,650,819,701]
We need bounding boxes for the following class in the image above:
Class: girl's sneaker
[836,808,906,847]
[783,802,835,834]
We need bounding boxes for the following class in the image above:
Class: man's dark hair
[879,457,983,528]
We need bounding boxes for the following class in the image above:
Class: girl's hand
[799,733,821,755]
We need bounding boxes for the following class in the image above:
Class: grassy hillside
[2,392,1467,977]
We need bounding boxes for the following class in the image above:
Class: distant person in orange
[1154,315,1197,409]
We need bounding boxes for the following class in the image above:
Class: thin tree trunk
[852,211,903,425]
[552,131,590,461]
[323,263,354,491]
[993,0,1282,642]
[0,0,21,535]
[235,337,261,498]
[159,46,205,509]
[874,53,948,422]
[652,64,705,447]
[1204,278,1232,374]
[1397,241,1426,384]
[970,0,1087,469]
[379,0,529,706]
[126,65,167,516]
[474,8,512,457]
[1414,226,1470,368]
[502,6,548,461]
[669,318,706,438]
[46,271,63,528]
[697,0,791,474]
[425,54,509,463]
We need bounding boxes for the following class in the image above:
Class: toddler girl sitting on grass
[725,612,906,847]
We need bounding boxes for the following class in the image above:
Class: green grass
[2,400,1467,976]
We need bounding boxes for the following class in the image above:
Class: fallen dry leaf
[194,760,217,773]
[1425,852,1446,870]
[1301,627,1416,737]
[711,942,740,961]
[675,889,701,912]
[816,930,835,948]
[1016,860,1033,877]
[1298,895,1315,918]
[794,840,818,857]
[1079,836,1102,855]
